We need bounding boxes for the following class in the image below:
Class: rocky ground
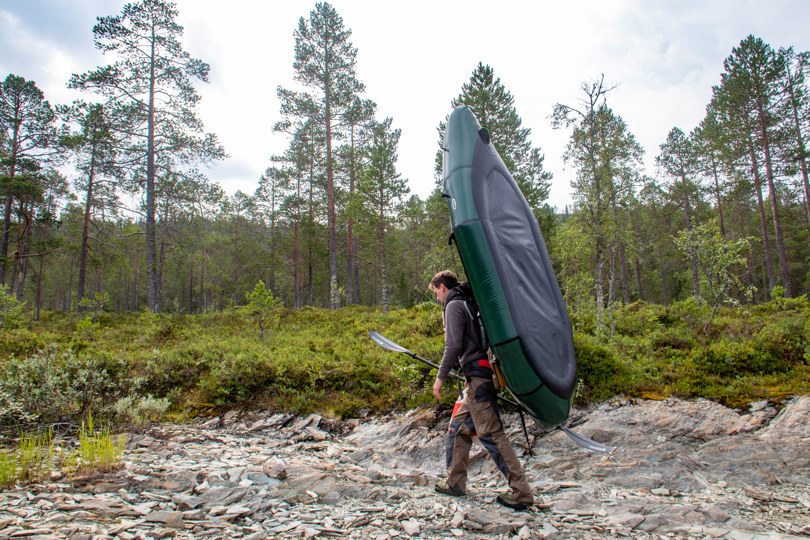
[0,396,808,540]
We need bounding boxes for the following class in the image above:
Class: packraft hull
[442,106,576,427]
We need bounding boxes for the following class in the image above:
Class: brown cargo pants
[445,376,534,504]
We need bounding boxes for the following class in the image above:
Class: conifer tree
[717,36,792,296]
[357,118,409,312]
[780,47,810,243]
[0,74,57,288]
[657,127,702,301]
[69,0,224,312]
[284,2,365,308]
[59,102,124,308]
[438,63,552,214]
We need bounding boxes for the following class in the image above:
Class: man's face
[432,284,448,305]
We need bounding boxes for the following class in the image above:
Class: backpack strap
[459,296,488,351]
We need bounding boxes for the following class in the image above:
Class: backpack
[449,282,489,351]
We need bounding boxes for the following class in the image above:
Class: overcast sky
[1,0,809,210]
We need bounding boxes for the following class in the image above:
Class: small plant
[78,292,110,321]
[242,281,283,340]
[0,429,55,488]
[0,347,128,425]
[71,414,125,475]
[674,219,755,326]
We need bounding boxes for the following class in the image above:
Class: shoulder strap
[457,295,488,350]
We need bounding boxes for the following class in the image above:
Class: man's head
[429,270,460,305]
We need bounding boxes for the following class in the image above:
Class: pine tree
[357,118,409,312]
[285,2,366,308]
[59,102,124,308]
[0,74,58,288]
[340,97,376,304]
[69,0,224,312]
[780,47,810,243]
[438,63,551,213]
[657,127,702,301]
[718,36,792,296]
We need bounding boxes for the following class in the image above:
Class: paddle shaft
[404,350,523,410]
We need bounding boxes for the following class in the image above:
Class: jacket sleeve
[437,300,465,380]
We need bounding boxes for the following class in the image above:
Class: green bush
[1,298,807,420]
[0,347,132,426]
[573,334,629,401]
[649,327,695,351]
[0,328,45,358]
[614,301,666,337]
[0,286,26,330]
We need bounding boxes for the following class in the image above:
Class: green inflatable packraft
[442,106,576,427]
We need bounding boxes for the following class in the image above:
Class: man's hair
[430,270,459,291]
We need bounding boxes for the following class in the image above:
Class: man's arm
[434,301,464,398]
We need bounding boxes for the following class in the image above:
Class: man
[429,270,534,511]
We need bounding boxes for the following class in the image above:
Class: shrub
[573,334,629,401]
[614,301,666,336]
[649,327,695,351]
[0,286,26,330]
[114,395,170,427]
[0,328,44,358]
[0,347,131,426]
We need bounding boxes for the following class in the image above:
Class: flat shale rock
[0,396,808,539]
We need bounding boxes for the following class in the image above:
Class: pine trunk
[145,26,159,312]
[77,141,97,309]
[325,92,338,309]
[756,98,792,296]
[682,177,700,301]
[749,142,776,295]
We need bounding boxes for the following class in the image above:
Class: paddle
[369,331,614,454]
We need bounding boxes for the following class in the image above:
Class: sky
[1,0,809,211]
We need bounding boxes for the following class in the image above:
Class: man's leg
[444,401,475,494]
[467,377,534,505]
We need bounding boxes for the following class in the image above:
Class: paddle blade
[558,425,614,453]
[369,331,412,354]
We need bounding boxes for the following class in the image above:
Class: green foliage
[242,281,283,339]
[0,416,124,488]
[0,429,55,487]
[72,415,125,476]
[573,334,630,402]
[674,218,754,317]
[77,292,110,321]
[0,286,26,330]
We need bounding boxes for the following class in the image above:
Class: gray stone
[636,513,669,532]
[198,486,248,508]
[401,518,420,536]
[607,511,646,529]
[145,511,185,529]
[171,494,203,510]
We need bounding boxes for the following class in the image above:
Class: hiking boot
[496,493,530,511]
[435,480,465,497]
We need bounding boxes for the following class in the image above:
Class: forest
[0,0,809,336]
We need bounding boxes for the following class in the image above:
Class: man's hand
[432,378,444,399]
